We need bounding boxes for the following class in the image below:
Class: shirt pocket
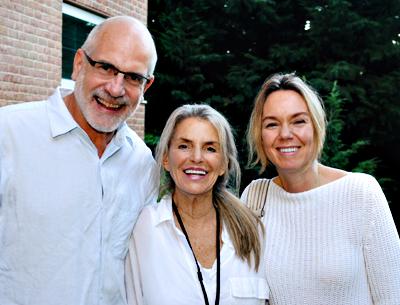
[230,277,269,305]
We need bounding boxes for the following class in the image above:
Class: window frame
[61,3,105,90]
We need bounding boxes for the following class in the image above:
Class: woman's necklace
[172,199,221,305]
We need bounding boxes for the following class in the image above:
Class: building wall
[0,0,148,138]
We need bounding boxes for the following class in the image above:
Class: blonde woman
[242,72,400,305]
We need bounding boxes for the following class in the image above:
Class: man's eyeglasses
[83,50,150,87]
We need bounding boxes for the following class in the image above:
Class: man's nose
[104,73,126,98]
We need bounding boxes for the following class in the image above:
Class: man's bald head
[81,16,157,75]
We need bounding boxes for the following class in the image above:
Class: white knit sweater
[241,173,400,305]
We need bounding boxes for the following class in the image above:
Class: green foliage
[321,81,376,174]
[147,0,400,225]
[144,133,160,153]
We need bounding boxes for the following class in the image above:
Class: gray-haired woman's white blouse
[125,195,268,305]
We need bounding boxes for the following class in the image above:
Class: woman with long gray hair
[125,104,268,305]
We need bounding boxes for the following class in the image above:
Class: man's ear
[143,75,155,93]
[71,49,85,81]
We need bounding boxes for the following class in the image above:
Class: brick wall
[67,0,148,23]
[0,0,149,138]
[0,1,62,105]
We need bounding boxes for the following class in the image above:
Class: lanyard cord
[172,199,221,305]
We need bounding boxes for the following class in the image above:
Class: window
[61,3,105,90]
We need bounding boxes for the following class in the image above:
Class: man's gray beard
[73,78,131,133]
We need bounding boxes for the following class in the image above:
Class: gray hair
[155,104,240,197]
[156,104,264,270]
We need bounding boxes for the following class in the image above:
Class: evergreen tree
[146,0,400,227]
[321,81,377,175]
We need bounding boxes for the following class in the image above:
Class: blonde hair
[156,104,263,270]
[247,72,326,173]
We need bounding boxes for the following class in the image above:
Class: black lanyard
[172,199,221,305]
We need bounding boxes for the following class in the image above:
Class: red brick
[0,0,149,137]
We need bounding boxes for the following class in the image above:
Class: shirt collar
[47,88,137,150]
[155,195,234,249]
[47,87,78,138]
[112,122,134,149]
[156,195,175,225]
